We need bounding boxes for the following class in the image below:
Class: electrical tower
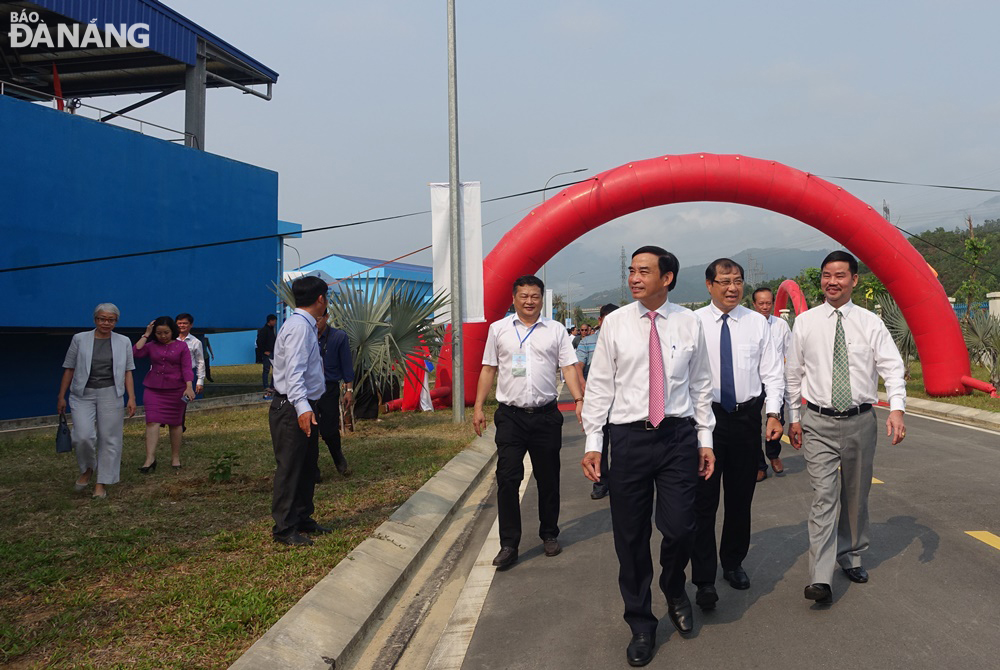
[745,252,765,287]
[620,246,627,304]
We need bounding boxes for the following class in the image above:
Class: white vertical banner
[544,289,553,320]
[431,181,485,324]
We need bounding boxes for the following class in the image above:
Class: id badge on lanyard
[512,352,527,377]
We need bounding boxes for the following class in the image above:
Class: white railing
[1,79,194,145]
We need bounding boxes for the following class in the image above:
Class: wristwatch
[766,412,781,419]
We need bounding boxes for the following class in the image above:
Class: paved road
[459,408,1000,669]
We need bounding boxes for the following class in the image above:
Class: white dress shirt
[178,334,205,387]
[785,300,906,423]
[482,314,577,408]
[767,314,792,361]
[695,304,784,414]
[272,309,326,416]
[581,301,715,453]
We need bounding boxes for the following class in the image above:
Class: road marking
[426,453,534,670]
[966,531,1000,551]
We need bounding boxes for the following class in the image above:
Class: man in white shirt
[691,260,783,611]
[473,275,584,570]
[269,276,331,547]
[786,251,906,605]
[580,246,715,667]
[751,287,792,478]
[175,313,205,395]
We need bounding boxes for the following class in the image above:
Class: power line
[819,174,1000,193]
[0,177,597,274]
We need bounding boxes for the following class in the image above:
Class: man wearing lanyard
[473,275,584,570]
[787,251,906,604]
[581,246,715,667]
[269,276,330,547]
[690,259,783,611]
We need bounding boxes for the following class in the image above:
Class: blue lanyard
[513,321,539,348]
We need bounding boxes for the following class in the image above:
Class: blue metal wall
[0,95,279,330]
[0,95,281,419]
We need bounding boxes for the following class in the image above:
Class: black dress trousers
[317,381,347,468]
[269,395,320,537]
[691,397,763,585]
[608,418,699,635]
[493,402,563,549]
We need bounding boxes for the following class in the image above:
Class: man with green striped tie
[786,251,907,605]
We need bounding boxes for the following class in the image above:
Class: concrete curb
[230,425,498,670]
[880,392,1000,431]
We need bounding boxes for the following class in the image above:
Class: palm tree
[876,292,916,379]
[272,274,450,398]
[962,310,1000,386]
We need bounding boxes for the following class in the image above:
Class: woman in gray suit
[57,303,137,498]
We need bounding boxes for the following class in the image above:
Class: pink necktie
[646,312,665,427]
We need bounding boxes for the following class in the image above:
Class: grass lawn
[200,364,262,399]
[0,403,489,668]
[903,361,1000,412]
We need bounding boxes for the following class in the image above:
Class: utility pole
[745,252,765,287]
[446,0,464,423]
[883,199,890,221]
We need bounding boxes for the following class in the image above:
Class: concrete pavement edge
[229,424,498,670]
[880,392,1000,432]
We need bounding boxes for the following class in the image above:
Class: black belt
[807,401,872,418]
[618,416,696,431]
[712,394,763,414]
[498,400,558,414]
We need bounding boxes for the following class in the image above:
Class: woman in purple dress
[134,316,194,472]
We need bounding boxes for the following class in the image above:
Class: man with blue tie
[691,259,783,610]
[787,251,906,604]
[581,246,715,667]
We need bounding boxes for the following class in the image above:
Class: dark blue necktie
[720,313,736,412]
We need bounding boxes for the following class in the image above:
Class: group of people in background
[476,246,907,667]
[57,308,213,498]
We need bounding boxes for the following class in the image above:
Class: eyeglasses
[95,317,118,324]
[712,279,744,288]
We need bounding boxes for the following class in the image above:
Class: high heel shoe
[172,464,182,472]
[138,460,157,474]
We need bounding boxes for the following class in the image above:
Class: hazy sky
[112,0,1000,299]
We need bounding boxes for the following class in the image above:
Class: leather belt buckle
[644,420,657,431]
[523,406,537,414]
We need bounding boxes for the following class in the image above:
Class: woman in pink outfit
[133,316,194,472]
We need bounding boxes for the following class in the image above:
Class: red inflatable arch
[455,153,969,401]
[775,279,809,316]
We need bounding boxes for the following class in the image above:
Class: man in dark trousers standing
[268,277,329,547]
[316,315,354,480]
[691,259,783,611]
[473,275,584,570]
[581,246,715,667]
[257,314,277,397]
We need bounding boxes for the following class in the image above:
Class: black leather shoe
[492,546,518,569]
[138,460,157,474]
[723,567,751,590]
[273,531,314,547]
[543,538,562,557]
[843,566,869,583]
[299,520,332,535]
[626,632,655,667]
[804,583,833,603]
[666,593,694,635]
[591,483,609,500]
[695,584,719,611]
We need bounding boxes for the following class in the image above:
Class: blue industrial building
[0,0,289,419]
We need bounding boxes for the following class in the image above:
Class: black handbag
[56,414,72,453]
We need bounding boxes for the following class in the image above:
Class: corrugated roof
[30,0,277,79]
